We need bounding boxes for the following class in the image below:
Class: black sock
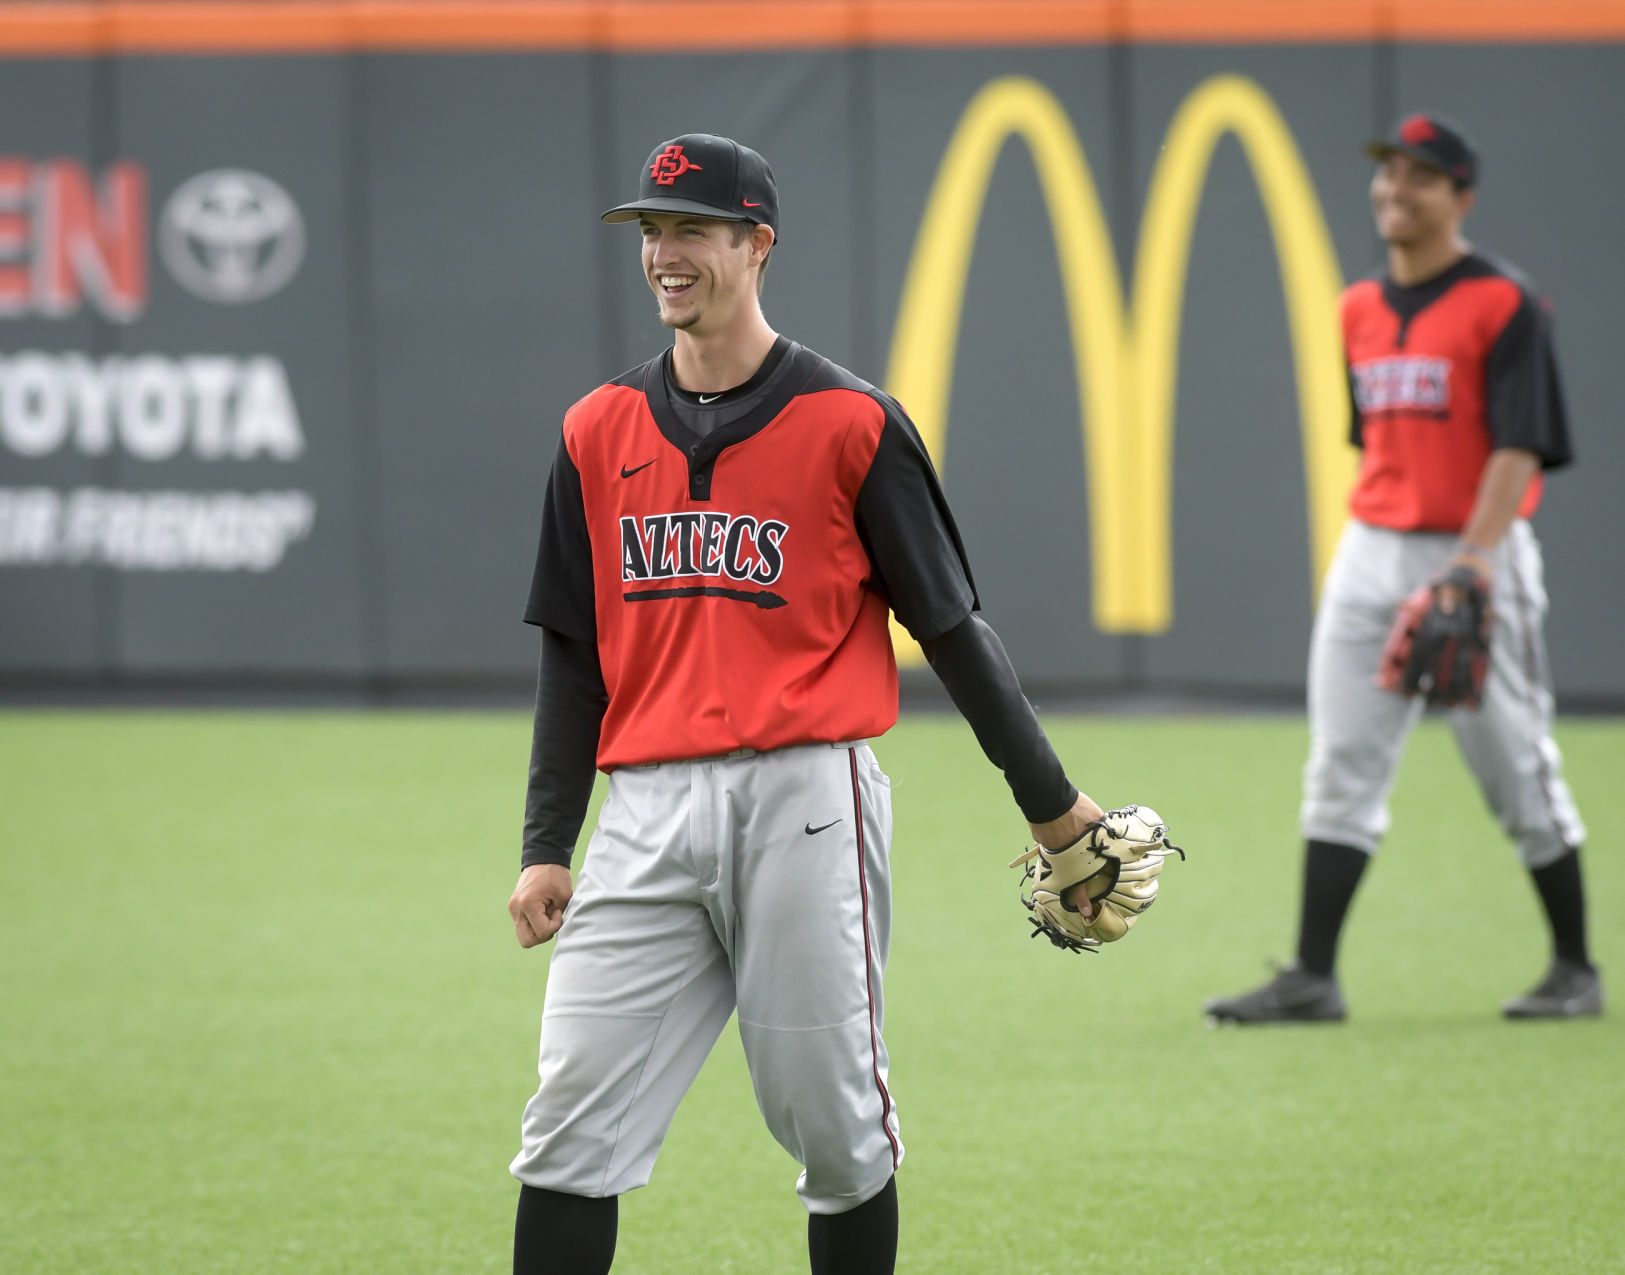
[808,1176,897,1275]
[1530,847,1591,969]
[1295,840,1371,977]
[514,1186,617,1275]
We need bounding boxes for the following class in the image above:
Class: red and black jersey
[525,340,977,770]
[1342,250,1572,533]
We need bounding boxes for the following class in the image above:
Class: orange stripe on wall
[856,1,1118,46]
[1391,0,1625,40]
[1125,0,1625,41]
[600,1,1122,50]
[1125,1,1376,41]
[0,1,1622,56]
[599,1,859,50]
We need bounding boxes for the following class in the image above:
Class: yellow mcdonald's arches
[884,73,1358,663]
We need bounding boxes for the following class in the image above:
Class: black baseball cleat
[1501,959,1604,1019]
[1204,961,1346,1025]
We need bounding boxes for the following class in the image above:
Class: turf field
[2,710,1620,1273]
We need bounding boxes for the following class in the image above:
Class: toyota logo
[160,169,305,305]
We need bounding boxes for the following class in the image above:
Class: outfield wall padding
[2,12,1621,702]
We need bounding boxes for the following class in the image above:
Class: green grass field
[2,710,1620,1273]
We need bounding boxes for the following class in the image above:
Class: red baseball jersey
[525,340,977,770]
[1341,251,1572,532]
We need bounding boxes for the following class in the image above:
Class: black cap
[601,134,779,235]
[1363,112,1479,188]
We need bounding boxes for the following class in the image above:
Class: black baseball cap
[1363,112,1479,187]
[601,133,779,235]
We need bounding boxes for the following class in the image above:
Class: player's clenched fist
[509,863,572,948]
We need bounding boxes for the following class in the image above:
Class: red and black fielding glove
[1378,564,1494,709]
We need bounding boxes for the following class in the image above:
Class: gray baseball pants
[1301,518,1585,867]
[510,741,902,1214]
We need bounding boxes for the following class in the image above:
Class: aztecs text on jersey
[556,349,905,768]
[1341,251,1572,533]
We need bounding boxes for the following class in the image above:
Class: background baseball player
[1206,113,1599,1024]
[506,134,1109,1275]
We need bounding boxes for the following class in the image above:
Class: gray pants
[510,741,901,1214]
[1301,519,1584,867]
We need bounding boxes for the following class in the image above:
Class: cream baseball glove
[1009,805,1185,953]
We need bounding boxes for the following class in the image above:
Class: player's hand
[1011,806,1186,952]
[1440,550,1491,612]
[509,863,573,949]
[1028,792,1107,919]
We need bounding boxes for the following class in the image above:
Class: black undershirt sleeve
[521,627,608,870]
[920,614,1078,825]
[854,400,978,641]
[524,434,597,638]
[852,399,1073,823]
[1346,363,1364,448]
[1484,292,1574,469]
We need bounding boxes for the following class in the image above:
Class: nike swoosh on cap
[743,200,763,208]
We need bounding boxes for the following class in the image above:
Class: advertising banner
[0,60,104,670]
[0,56,367,674]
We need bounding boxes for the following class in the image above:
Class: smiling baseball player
[506,134,1113,1275]
[1206,114,1598,1025]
